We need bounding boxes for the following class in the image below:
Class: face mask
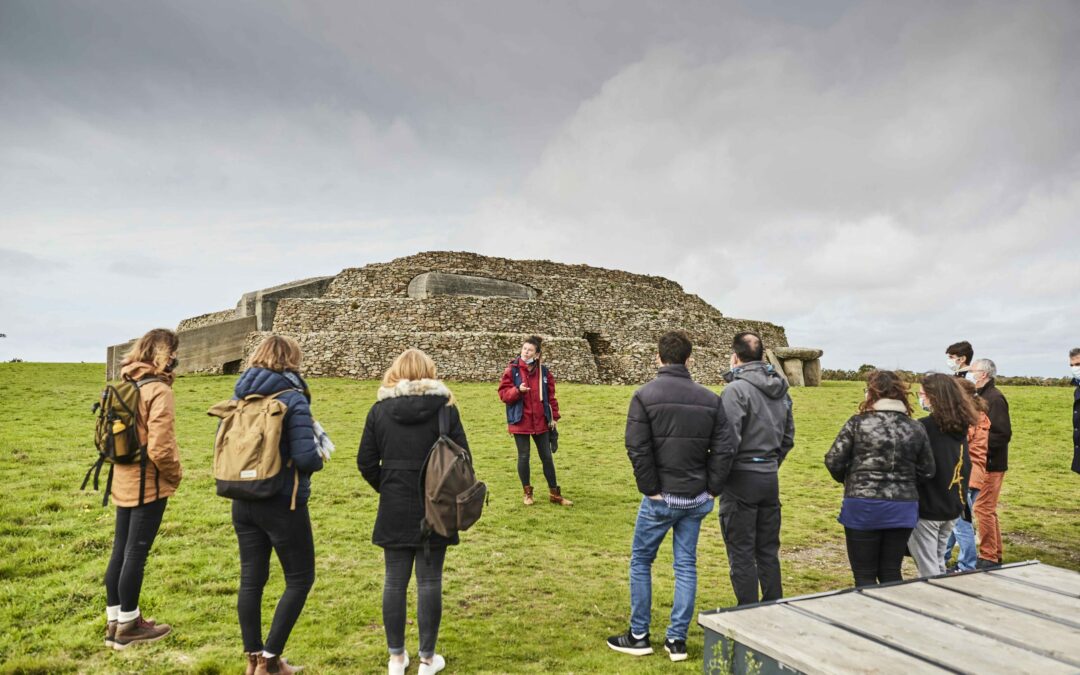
[918,395,931,412]
[1071,365,1080,379]
[965,372,979,384]
[523,357,535,365]
[164,357,179,373]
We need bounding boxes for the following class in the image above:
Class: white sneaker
[388,651,409,675]
[418,654,445,675]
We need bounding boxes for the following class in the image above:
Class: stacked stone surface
[145,251,792,385]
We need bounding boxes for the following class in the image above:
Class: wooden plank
[863,582,1080,666]
[699,604,949,675]
[989,564,1080,597]
[928,574,1080,624]
[791,591,1076,674]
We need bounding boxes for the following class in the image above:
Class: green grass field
[1,363,1077,674]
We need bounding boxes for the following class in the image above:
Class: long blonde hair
[382,349,454,404]
[248,335,303,373]
[122,328,179,373]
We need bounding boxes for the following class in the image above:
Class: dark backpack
[419,407,487,539]
[82,377,160,507]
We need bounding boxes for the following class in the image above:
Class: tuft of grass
[0,363,1077,673]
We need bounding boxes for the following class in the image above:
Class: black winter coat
[978,380,1012,472]
[917,416,970,521]
[358,379,468,549]
[625,365,735,497]
[1072,384,1079,474]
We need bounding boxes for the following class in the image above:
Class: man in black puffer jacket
[608,331,734,663]
[718,332,795,605]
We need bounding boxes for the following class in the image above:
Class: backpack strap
[438,406,450,437]
[103,464,114,507]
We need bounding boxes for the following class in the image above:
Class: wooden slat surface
[699,603,949,675]
[863,582,1080,666]
[988,564,1080,597]
[928,574,1080,624]
[791,591,1076,674]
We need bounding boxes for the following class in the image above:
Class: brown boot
[523,485,534,505]
[245,652,260,675]
[549,486,573,506]
[113,615,171,650]
[254,654,303,674]
[104,620,117,648]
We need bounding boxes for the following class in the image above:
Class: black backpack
[82,377,159,507]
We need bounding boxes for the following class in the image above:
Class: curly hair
[121,328,179,373]
[859,370,913,416]
[955,377,990,415]
[921,373,978,435]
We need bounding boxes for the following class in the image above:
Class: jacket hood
[728,361,788,399]
[376,378,453,425]
[235,367,308,399]
[120,361,174,386]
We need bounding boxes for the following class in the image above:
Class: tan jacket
[112,361,183,507]
[967,411,991,490]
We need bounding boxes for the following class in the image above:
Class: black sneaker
[664,638,688,662]
[607,630,653,656]
[976,558,1001,570]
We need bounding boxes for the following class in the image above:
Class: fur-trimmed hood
[375,378,454,426]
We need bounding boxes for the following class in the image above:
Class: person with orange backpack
[102,328,182,650]
[358,349,471,675]
[221,335,324,675]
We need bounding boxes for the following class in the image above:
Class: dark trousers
[383,547,446,659]
[515,432,558,488]
[232,499,316,655]
[719,471,782,605]
[844,526,913,587]
[105,497,168,612]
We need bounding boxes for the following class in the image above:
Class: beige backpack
[208,391,299,509]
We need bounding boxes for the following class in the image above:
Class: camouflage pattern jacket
[824,399,935,501]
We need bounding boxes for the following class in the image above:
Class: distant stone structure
[106,251,817,385]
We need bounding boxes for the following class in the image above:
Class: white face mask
[965,371,980,384]
[918,395,931,412]
[523,357,535,365]
[1071,365,1080,379]
[947,358,961,372]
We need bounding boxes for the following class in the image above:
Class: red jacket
[498,359,560,435]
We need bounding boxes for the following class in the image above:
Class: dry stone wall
[177,309,237,332]
[166,251,790,385]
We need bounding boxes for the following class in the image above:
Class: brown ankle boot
[104,620,117,648]
[255,654,303,674]
[245,652,260,675]
[549,486,573,506]
[113,615,171,650]
[523,485,534,505]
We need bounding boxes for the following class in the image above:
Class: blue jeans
[944,488,979,571]
[629,496,713,641]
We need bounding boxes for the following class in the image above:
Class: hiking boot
[113,615,171,649]
[418,654,445,675]
[254,654,303,674]
[104,620,117,648]
[664,638,688,662]
[245,652,260,675]
[607,629,653,656]
[549,486,573,506]
[523,485,534,506]
[976,558,1001,570]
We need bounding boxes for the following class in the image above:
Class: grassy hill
[1,363,1077,674]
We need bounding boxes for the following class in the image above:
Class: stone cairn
[110,251,823,386]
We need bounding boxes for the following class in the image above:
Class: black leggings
[844,526,913,587]
[233,499,316,655]
[383,547,446,659]
[105,497,168,612]
[515,432,557,488]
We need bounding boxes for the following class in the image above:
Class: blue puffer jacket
[234,367,323,505]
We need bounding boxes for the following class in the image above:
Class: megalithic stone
[782,358,806,387]
[803,358,822,387]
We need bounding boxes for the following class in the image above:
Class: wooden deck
[698,561,1080,674]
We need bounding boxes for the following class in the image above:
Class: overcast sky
[2,0,1078,376]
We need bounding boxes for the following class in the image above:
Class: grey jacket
[825,401,936,501]
[720,361,795,472]
[625,364,735,497]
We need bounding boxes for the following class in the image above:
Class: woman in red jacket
[498,336,572,506]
